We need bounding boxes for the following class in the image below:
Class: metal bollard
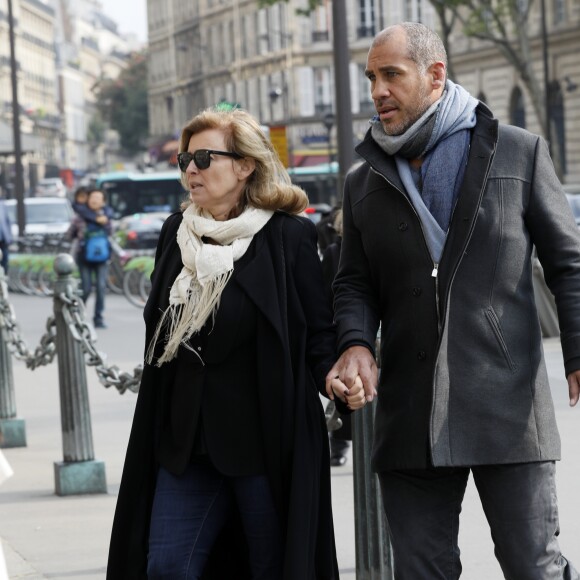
[52,254,106,496]
[0,255,27,448]
[352,402,394,579]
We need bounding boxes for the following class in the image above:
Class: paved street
[0,292,578,579]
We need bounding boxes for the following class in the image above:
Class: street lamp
[7,0,25,236]
[323,112,335,164]
[539,0,551,153]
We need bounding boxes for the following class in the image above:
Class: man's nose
[372,80,391,100]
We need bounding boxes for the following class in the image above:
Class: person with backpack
[67,188,112,329]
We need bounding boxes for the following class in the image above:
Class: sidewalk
[0,294,579,579]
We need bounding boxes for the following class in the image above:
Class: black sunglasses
[177,149,242,171]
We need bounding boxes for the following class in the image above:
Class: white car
[34,177,67,198]
[5,197,74,238]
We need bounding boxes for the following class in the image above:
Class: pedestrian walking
[67,188,112,329]
[327,21,580,579]
[107,107,363,579]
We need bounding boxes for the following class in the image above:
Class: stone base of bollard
[54,460,107,496]
[0,418,27,448]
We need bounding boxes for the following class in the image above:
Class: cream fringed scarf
[147,203,274,366]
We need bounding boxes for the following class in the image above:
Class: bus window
[96,171,188,219]
[287,163,338,206]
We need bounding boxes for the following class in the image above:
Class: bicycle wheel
[138,271,152,304]
[107,254,125,294]
[123,268,147,308]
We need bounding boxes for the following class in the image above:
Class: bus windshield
[96,171,188,219]
[286,162,339,206]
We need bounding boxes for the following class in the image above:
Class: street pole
[7,0,26,236]
[331,0,354,200]
[539,0,551,154]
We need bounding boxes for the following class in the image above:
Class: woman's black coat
[107,210,341,579]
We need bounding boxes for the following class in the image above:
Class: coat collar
[234,218,286,345]
[354,103,498,278]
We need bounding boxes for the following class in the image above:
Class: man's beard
[382,93,433,136]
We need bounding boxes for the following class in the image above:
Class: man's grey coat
[334,103,580,470]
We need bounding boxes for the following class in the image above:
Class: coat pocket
[484,307,517,372]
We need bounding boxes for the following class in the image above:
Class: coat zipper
[431,263,440,328]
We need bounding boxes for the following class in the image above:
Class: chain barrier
[57,285,142,394]
[0,265,141,394]
[0,266,57,369]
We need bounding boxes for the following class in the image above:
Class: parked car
[113,212,169,251]
[34,177,67,198]
[4,197,74,239]
[304,203,333,225]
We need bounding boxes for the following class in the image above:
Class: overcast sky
[98,0,148,42]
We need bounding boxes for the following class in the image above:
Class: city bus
[95,170,188,219]
[96,163,339,220]
[287,162,339,206]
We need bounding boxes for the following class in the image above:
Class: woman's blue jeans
[147,461,284,579]
[79,262,107,325]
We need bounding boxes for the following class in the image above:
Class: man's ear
[429,61,446,91]
[235,157,256,180]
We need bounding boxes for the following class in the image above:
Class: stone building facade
[146,0,578,184]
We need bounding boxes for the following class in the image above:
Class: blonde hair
[179,108,308,214]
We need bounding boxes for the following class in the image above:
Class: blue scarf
[372,80,478,261]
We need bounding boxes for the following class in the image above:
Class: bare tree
[429,0,561,174]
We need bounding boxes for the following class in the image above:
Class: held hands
[328,375,366,410]
[567,370,580,407]
[326,345,379,410]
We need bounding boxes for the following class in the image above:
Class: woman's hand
[344,376,367,410]
[328,375,367,411]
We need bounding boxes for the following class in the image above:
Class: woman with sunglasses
[107,107,365,579]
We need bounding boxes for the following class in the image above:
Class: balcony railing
[357,25,376,39]
[315,103,333,115]
[312,30,330,42]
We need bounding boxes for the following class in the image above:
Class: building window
[358,65,374,113]
[314,67,333,115]
[311,3,330,42]
[554,0,566,24]
[358,0,375,38]
[549,80,566,174]
[509,86,526,128]
[404,0,424,22]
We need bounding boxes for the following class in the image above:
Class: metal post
[0,256,26,448]
[539,0,551,153]
[352,401,394,579]
[52,254,106,495]
[7,0,26,235]
[331,0,354,199]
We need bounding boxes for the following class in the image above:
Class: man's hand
[326,345,378,403]
[567,370,580,407]
[96,215,108,225]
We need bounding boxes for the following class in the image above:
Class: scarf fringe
[146,270,233,366]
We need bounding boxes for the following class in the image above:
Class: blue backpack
[84,225,110,264]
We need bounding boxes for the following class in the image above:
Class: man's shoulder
[494,123,542,159]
